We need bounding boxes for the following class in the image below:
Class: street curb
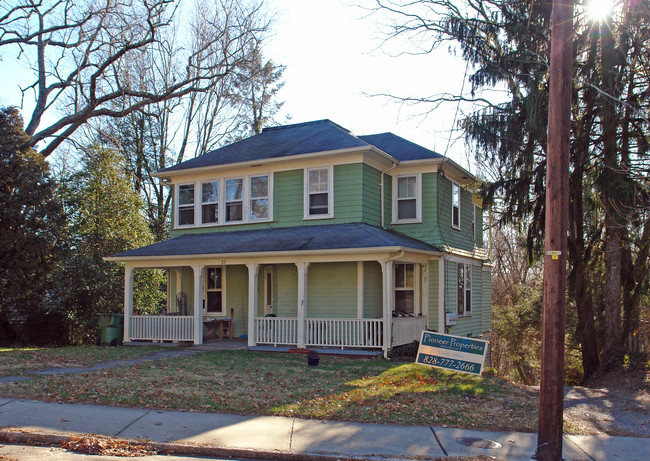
[0,428,453,461]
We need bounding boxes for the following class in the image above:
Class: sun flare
[587,0,615,21]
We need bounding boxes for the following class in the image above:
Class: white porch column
[174,268,182,313]
[422,263,429,319]
[438,258,445,333]
[191,264,204,345]
[296,262,310,349]
[357,261,364,319]
[381,260,394,357]
[123,265,135,344]
[246,263,259,347]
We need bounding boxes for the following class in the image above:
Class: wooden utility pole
[536,1,574,460]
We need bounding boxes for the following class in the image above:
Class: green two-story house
[107,120,492,356]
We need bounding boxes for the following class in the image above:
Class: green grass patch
[0,350,538,432]
[0,346,167,376]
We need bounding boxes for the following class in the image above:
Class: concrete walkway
[1,399,648,460]
[0,349,202,384]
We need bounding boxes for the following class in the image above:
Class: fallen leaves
[61,435,158,457]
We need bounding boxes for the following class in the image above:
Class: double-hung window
[394,263,415,314]
[201,181,219,224]
[457,263,472,315]
[393,174,421,222]
[305,166,332,218]
[225,178,243,222]
[178,184,195,226]
[205,267,224,315]
[250,175,269,221]
[451,182,461,229]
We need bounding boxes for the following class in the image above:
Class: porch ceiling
[106,223,441,262]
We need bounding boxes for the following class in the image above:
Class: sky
[265,0,473,167]
[0,0,475,169]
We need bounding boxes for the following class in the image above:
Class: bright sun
[587,0,615,21]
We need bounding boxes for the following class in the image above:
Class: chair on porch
[220,308,235,340]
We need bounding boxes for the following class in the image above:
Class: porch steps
[249,346,382,357]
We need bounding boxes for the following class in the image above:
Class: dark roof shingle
[158,120,443,173]
[108,223,440,259]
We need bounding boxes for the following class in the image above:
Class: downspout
[380,162,397,228]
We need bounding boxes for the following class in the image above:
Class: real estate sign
[416,331,488,376]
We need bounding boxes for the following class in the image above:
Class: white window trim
[304,165,334,220]
[174,174,273,229]
[176,183,197,228]
[200,180,220,225]
[249,173,273,222]
[457,263,472,317]
[392,173,422,224]
[472,205,476,241]
[224,176,245,224]
[394,263,417,315]
[451,181,461,230]
[204,266,227,317]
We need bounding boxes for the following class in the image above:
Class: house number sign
[416,331,488,376]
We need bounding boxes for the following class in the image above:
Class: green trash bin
[98,313,124,346]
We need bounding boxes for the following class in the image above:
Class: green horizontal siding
[225,265,248,337]
[436,177,477,252]
[482,267,492,333]
[275,264,298,317]
[307,262,357,318]
[361,164,382,226]
[427,261,440,332]
[364,261,383,318]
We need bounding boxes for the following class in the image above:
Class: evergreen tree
[50,146,165,344]
[375,0,650,379]
[0,107,66,344]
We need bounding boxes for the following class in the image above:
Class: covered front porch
[106,223,441,356]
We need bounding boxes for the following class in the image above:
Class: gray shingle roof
[108,223,441,259]
[358,133,444,161]
[159,120,367,173]
[158,120,443,173]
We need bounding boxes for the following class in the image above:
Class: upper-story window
[457,263,472,316]
[225,178,243,222]
[178,184,195,226]
[176,174,272,228]
[393,174,421,223]
[451,182,461,229]
[250,175,269,221]
[305,166,332,218]
[201,180,219,224]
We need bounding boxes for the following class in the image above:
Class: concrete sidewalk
[0,398,647,460]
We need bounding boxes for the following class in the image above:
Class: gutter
[103,246,442,263]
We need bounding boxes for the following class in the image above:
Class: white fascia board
[399,158,478,185]
[153,146,397,182]
[103,246,442,265]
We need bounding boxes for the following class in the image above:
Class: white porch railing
[130,315,194,342]
[392,316,428,347]
[306,318,384,348]
[254,317,298,345]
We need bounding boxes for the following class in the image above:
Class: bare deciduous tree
[0,0,269,157]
